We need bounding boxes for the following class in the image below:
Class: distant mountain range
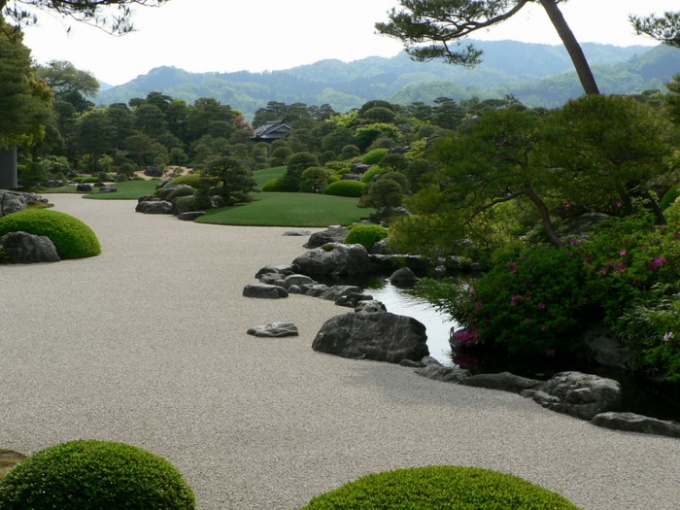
[95,39,680,121]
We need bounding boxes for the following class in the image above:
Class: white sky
[18,0,679,86]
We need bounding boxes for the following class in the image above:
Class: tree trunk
[524,183,564,248]
[0,145,18,189]
[538,0,601,95]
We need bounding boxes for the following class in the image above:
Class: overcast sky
[20,0,679,85]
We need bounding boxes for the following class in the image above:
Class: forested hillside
[96,40,679,119]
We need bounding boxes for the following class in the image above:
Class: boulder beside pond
[312,311,428,364]
[292,242,371,276]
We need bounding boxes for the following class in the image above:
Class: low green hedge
[0,209,101,259]
[164,173,204,188]
[344,224,389,250]
[0,440,196,510]
[323,180,366,198]
[301,466,581,510]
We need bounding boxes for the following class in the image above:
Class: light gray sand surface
[1,194,679,510]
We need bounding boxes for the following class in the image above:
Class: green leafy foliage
[0,440,195,510]
[300,466,581,510]
[659,183,680,210]
[361,148,389,165]
[344,224,389,251]
[360,166,393,183]
[0,209,101,259]
[323,180,366,198]
[422,216,680,379]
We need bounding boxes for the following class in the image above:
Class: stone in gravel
[303,226,349,248]
[312,311,429,364]
[177,211,206,221]
[0,231,60,264]
[247,323,299,338]
[242,284,288,299]
[414,363,471,383]
[292,242,371,276]
[283,230,311,236]
[136,200,173,214]
[591,412,680,438]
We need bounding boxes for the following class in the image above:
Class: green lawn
[196,192,374,227]
[253,166,285,188]
[82,180,160,199]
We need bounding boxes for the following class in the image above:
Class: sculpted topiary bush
[0,440,196,510]
[344,224,389,251]
[300,466,582,510]
[361,148,389,165]
[0,209,101,259]
[323,180,366,198]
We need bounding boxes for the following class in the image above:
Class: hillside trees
[376,0,600,95]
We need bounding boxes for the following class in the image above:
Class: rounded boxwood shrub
[323,180,366,198]
[261,177,296,192]
[165,173,204,188]
[344,224,389,251]
[361,148,389,165]
[166,187,195,202]
[0,440,196,510]
[301,466,581,510]
[360,166,394,183]
[0,209,101,259]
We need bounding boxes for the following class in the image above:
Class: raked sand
[1,194,679,510]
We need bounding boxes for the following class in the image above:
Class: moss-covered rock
[301,466,582,510]
[0,209,101,259]
[0,440,196,510]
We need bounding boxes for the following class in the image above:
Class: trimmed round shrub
[0,209,101,259]
[323,180,366,198]
[360,166,394,183]
[0,440,196,510]
[166,186,196,202]
[344,224,389,251]
[361,148,389,165]
[301,466,581,510]
[165,173,204,189]
[262,177,296,192]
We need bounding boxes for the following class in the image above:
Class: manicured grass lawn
[253,166,285,188]
[83,180,160,199]
[196,192,374,227]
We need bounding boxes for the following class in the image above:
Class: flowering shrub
[420,216,680,380]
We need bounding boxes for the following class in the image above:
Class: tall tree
[34,60,99,99]
[1,0,168,35]
[375,0,600,95]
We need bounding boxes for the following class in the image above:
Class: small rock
[247,323,299,338]
[242,284,288,299]
[177,211,206,221]
[459,372,544,394]
[591,412,680,438]
[283,230,311,236]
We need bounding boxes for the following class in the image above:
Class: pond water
[366,279,457,366]
[364,278,680,423]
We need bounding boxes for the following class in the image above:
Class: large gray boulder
[136,200,173,214]
[0,190,44,217]
[292,242,371,276]
[0,231,60,264]
[591,412,680,438]
[533,371,622,420]
[389,267,419,287]
[312,311,429,363]
[303,226,349,248]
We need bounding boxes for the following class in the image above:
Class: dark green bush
[0,209,101,259]
[0,440,196,510]
[344,224,389,251]
[300,466,581,510]
[361,148,389,165]
[323,180,366,198]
